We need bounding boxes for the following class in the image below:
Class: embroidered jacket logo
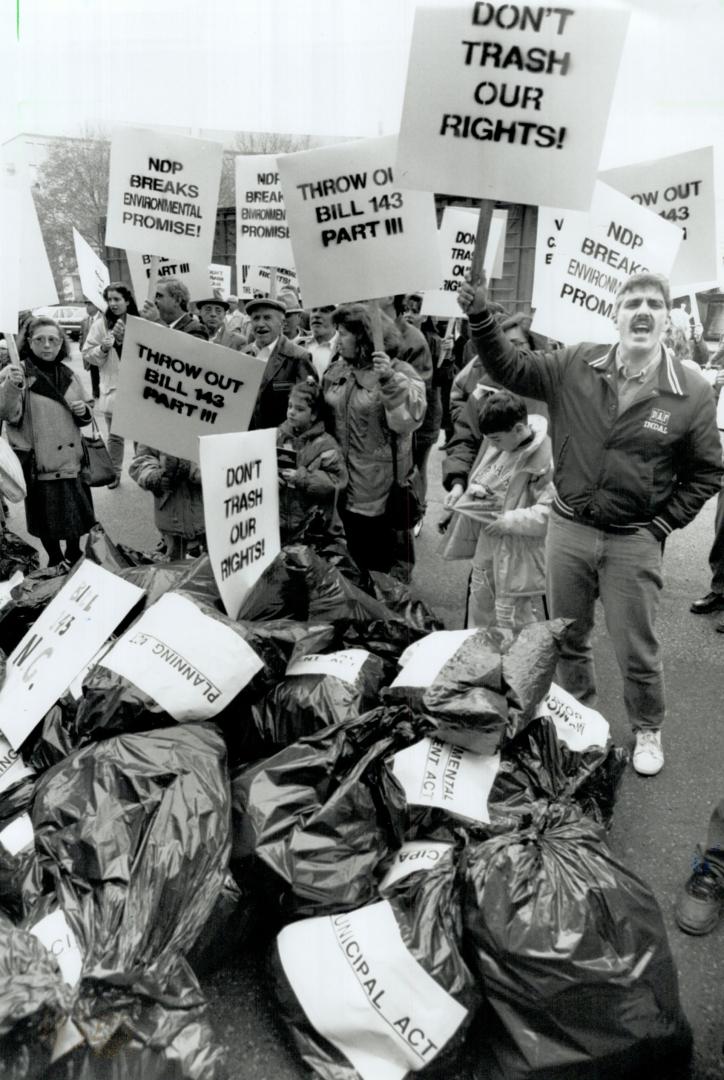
[644,407,671,434]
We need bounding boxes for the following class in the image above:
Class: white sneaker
[633,729,664,776]
[413,518,424,538]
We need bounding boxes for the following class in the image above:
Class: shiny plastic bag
[0,811,42,922]
[0,530,39,580]
[463,804,693,1080]
[0,566,68,655]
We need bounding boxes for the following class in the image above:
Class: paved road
[5,347,724,1078]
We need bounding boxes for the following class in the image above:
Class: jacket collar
[585,343,688,397]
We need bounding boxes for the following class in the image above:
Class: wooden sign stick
[3,332,21,368]
[368,301,385,353]
[470,200,495,288]
[146,256,160,302]
[268,269,277,299]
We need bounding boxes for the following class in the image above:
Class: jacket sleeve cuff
[645,516,674,541]
[468,310,496,334]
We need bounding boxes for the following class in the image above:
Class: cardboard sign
[0,562,143,750]
[19,184,58,310]
[105,126,223,263]
[380,842,454,890]
[102,592,263,720]
[30,909,83,986]
[0,734,33,796]
[277,135,441,307]
[73,227,109,311]
[111,316,266,463]
[531,205,586,314]
[600,147,718,288]
[534,681,610,751]
[242,264,298,296]
[0,813,33,856]
[235,154,295,272]
[0,180,20,333]
[531,181,683,345]
[391,629,478,690]
[277,901,468,1080]
[421,206,507,318]
[200,428,280,619]
[285,649,370,683]
[127,251,232,307]
[391,737,500,824]
[395,4,630,210]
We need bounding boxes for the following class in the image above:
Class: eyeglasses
[31,336,61,346]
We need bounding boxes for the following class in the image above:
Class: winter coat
[276,419,348,539]
[245,335,317,430]
[450,354,547,426]
[440,412,554,597]
[323,357,426,517]
[172,313,209,340]
[82,313,121,416]
[129,447,205,539]
[468,311,723,541]
[0,360,91,480]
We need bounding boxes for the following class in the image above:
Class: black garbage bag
[0,566,69,655]
[369,571,445,637]
[0,915,72,1079]
[272,847,477,1080]
[0,810,43,921]
[462,803,693,1080]
[0,529,40,581]
[174,554,223,608]
[249,648,387,754]
[84,524,138,572]
[186,873,259,979]
[231,706,425,919]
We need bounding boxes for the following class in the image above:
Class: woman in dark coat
[0,317,95,566]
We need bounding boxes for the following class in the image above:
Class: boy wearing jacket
[440,390,554,630]
[129,448,205,560]
[277,379,348,543]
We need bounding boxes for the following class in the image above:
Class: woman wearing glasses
[0,316,95,567]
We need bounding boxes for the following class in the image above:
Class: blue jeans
[546,513,665,731]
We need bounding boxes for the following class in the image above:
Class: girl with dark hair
[0,317,95,567]
[82,281,139,487]
[322,303,426,578]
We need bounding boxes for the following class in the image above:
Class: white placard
[19,183,58,310]
[277,900,467,1080]
[111,315,266,463]
[50,1019,85,1064]
[72,227,109,311]
[531,205,587,314]
[421,206,507,318]
[235,154,294,272]
[0,570,24,616]
[0,813,33,856]
[534,681,610,751]
[0,562,143,750]
[531,181,683,345]
[391,737,500,824]
[126,252,232,310]
[242,264,298,295]
[380,842,454,890]
[30,909,83,986]
[285,649,370,683]
[391,629,478,690]
[0,179,20,333]
[395,4,630,211]
[717,389,724,431]
[200,428,280,619]
[0,734,33,795]
[600,147,718,289]
[105,126,223,263]
[277,135,441,307]
[102,592,263,721]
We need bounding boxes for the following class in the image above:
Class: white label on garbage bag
[102,592,264,721]
[0,734,33,795]
[30,909,83,986]
[50,1018,85,1063]
[391,630,478,689]
[0,813,33,855]
[68,640,113,702]
[391,738,500,824]
[0,570,23,615]
[0,561,144,750]
[534,682,610,751]
[380,842,453,889]
[277,900,467,1080]
[285,649,370,683]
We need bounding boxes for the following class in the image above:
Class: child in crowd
[440,390,554,630]
[276,378,348,543]
[129,448,206,560]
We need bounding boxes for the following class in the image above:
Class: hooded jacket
[276,418,348,540]
[129,447,205,539]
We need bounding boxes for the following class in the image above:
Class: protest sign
[531,205,587,312]
[73,228,109,311]
[200,427,280,619]
[395,4,630,210]
[0,735,33,797]
[0,561,143,750]
[105,126,223,263]
[243,264,298,296]
[277,135,441,307]
[421,205,507,318]
[235,154,294,273]
[19,183,58,311]
[127,252,232,308]
[600,147,718,288]
[0,180,20,332]
[530,181,683,345]
[102,592,263,720]
[111,315,266,463]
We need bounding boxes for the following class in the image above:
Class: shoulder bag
[81,414,116,487]
[385,433,425,529]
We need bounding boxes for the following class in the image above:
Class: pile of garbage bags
[0,534,692,1079]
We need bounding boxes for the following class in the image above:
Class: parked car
[31,304,87,341]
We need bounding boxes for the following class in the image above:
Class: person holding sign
[0,317,95,567]
[458,272,722,777]
[82,282,139,487]
[129,445,205,560]
[244,296,316,430]
[323,303,426,577]
[142,279,209,340]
